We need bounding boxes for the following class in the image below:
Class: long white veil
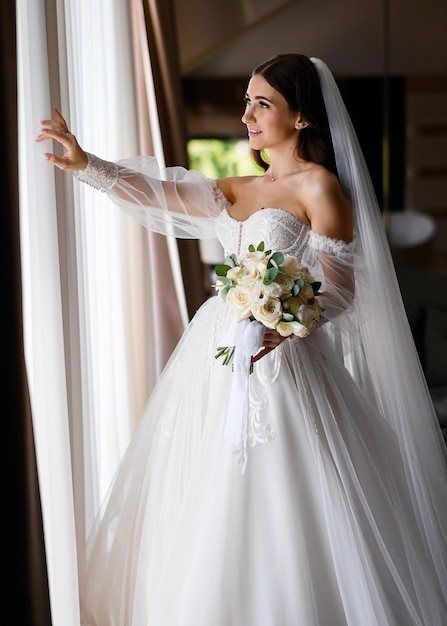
[311,57,447,584]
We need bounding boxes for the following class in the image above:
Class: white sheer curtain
[16,1,80,624]
[64,0,147,537]
[17,0,187,623]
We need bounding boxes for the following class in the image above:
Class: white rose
[296,282,315,304]
[277,320,307,337]
[251,279,283,305]
[238,268,260,289]
[275,271,295,297]
[227,266,243,283]
[281,256,310,281]
[226,285,254,322]
[251,296,282,329]
[256,258,268,277]
[297,302,321,335]
[282,295,302,315]
[240,250,265,271]
[242,250,265,262]
[237,252,264,287]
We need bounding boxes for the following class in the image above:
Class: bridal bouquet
[214,242,323,365]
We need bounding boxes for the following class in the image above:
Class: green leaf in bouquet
[257,241,265,251]
[311,281,322,293]
[292,278,304,296]
[224,254,238,267]
[248,244,255,252]
[220,285,232,300]
[217,276,233,286]
[215,264,232,277]
[270,251,284,266]
[264,266,279,284]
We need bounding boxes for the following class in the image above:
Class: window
[187,138,262,177]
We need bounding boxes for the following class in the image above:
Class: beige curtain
[141,0,207,316]
[130,0,187,373]
[2,1,52,624]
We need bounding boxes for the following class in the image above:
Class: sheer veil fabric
[310,57,447,575]
[77,58,447,625]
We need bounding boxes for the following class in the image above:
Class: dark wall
[338,76,405,210]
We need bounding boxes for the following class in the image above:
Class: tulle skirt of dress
[80,295,447,626]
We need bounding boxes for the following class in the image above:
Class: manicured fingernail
[40,153,50,160]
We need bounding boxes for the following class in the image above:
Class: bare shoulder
[302,166,353,243]
[217,175,258,203]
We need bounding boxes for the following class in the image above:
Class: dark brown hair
[250,53,337,176]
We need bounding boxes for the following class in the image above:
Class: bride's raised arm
[35,108,226,240]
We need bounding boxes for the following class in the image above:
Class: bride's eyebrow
[244,93,274,103]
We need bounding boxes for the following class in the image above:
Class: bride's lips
[247,128,262,137]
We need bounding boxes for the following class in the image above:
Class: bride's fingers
[41,149,88,171]
[263,329,287,348]
[35,123,88,171]
[35,127,72,143]
[251,330,288,363]
[52,106,67,125]
[42,106,69,132]
[37,107,70,138]
[251,347,273,364]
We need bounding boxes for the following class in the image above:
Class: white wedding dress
[78,58,447,626]
[80,196,447,626]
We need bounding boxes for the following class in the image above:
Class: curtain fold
[16,0,81,623]
[141,0,207,316]
[3,3,52,624]
[130,0,187,372]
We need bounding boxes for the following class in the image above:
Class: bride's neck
[266,155,309,181]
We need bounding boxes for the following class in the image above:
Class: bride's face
[241,74,299,151]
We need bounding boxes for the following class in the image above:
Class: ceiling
[174,0,447,78]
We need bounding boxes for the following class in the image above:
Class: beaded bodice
[215,207,311,260]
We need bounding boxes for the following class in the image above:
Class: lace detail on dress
[193,298,228,385]
[75,152,119,191]
[229,348,281,471]
[210,180,232,211]
[308,230,353,255]
[215,208,310,262]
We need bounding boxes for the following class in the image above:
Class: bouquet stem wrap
[222,319,266,448]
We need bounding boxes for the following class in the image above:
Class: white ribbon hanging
[222,319,266,448]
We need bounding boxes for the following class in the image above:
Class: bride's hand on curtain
[35,106,88,171]
[252,329,287,364]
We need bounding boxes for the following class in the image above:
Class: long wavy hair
[250,54,337,176]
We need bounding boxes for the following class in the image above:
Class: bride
[36,54,447,625]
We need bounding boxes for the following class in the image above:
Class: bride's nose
[241,104,254,125]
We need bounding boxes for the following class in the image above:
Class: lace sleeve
[75,153,119,190]
[74,153,227,240]
[308,230,354,255]
[301,230,362,341]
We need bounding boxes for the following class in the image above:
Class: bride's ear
[294,114,309,130]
